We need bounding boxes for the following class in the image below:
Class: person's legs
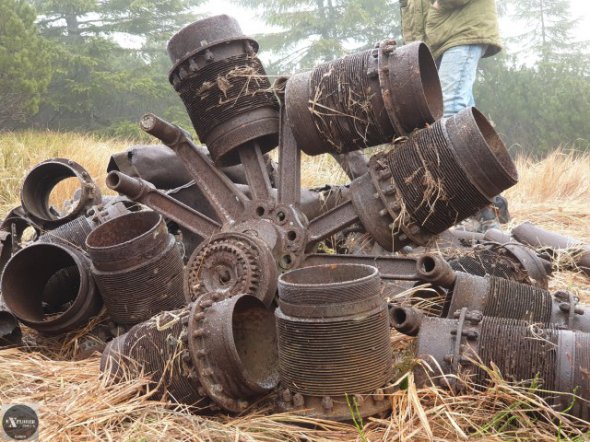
[437,44,487,117]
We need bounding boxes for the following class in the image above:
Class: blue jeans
[437,44,487,117]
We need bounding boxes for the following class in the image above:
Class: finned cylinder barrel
[351,107,518,251]
[86,211,186,325]
[285,41,442,156]
[275,264,392,418]
[167,15,279,166]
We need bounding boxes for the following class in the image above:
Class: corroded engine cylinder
[413,314,590,420]
[20,158,101,229]
[38,200,131,250]
[1,243,102,335]
[285,41,442,156]
[444,272,590,332]
[275,264,393,420]
[100,308,209,407]
[167,15,279,166]
[350,107,518,251]
[86,211,185,325]
[187,293,279,412]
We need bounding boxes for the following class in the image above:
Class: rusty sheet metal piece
[349,107,518,251]
[86,211,186,325]
[285,41,442,156]
[275,264,393,420]
[1,243,102,335]
[276,88,302,207]
[188,293,279,412]
[185,232,277,305]
[101,307,211,407]
[140,113,248,224]
[512,221,590,277]
[0,295,22,348]
[21,158,101,229]
[107,144,277,190]
[482,228,550,287]
[167,15,279,166]
[412,312,590,419]
[444,272,590,332]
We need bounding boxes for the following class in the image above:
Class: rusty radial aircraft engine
[106,16,519,306]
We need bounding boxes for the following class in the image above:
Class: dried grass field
[0,131,589,441]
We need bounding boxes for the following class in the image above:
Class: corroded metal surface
[101,308,210,407]
[413,313,590,419]
[20,158,101,229]
[0,295,22,348]
[512,221,590,277]
[86,211,186,325]
[167,15,279,166]
[443,272,590,332]
[185,232,277,305]
[1,243,102,335]
[187,293,279,412]
[275,264,392,420]
[285,41,442,156]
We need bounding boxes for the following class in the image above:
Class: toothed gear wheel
[185,232,277,306]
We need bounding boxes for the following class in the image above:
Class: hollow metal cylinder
[1,243,102,335]
[167,15,279,166]
[414,315,590,419]
[20,158,101,229]
[275,264,392,419]
[351,107,518,251]
[285,41,442,156]
[101,308,209,407]
[187,293,279,412]
[86,211,186,325]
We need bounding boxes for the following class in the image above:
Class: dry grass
[0,131,589,441]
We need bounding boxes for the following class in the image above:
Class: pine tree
[236,0,401,72]
[0,0,51,128]
[23,0,203,132]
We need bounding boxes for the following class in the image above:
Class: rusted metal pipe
[1,243,102,335]
[390,304,423,336]
[275,264,393,420]
[167,15,279,166]
[512,222,590,277]
[86,211,186,325]
[106,171,222,240]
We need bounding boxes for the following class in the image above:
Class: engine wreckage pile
[1,14,589,422]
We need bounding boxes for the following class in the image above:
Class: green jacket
[400,0,502,61]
